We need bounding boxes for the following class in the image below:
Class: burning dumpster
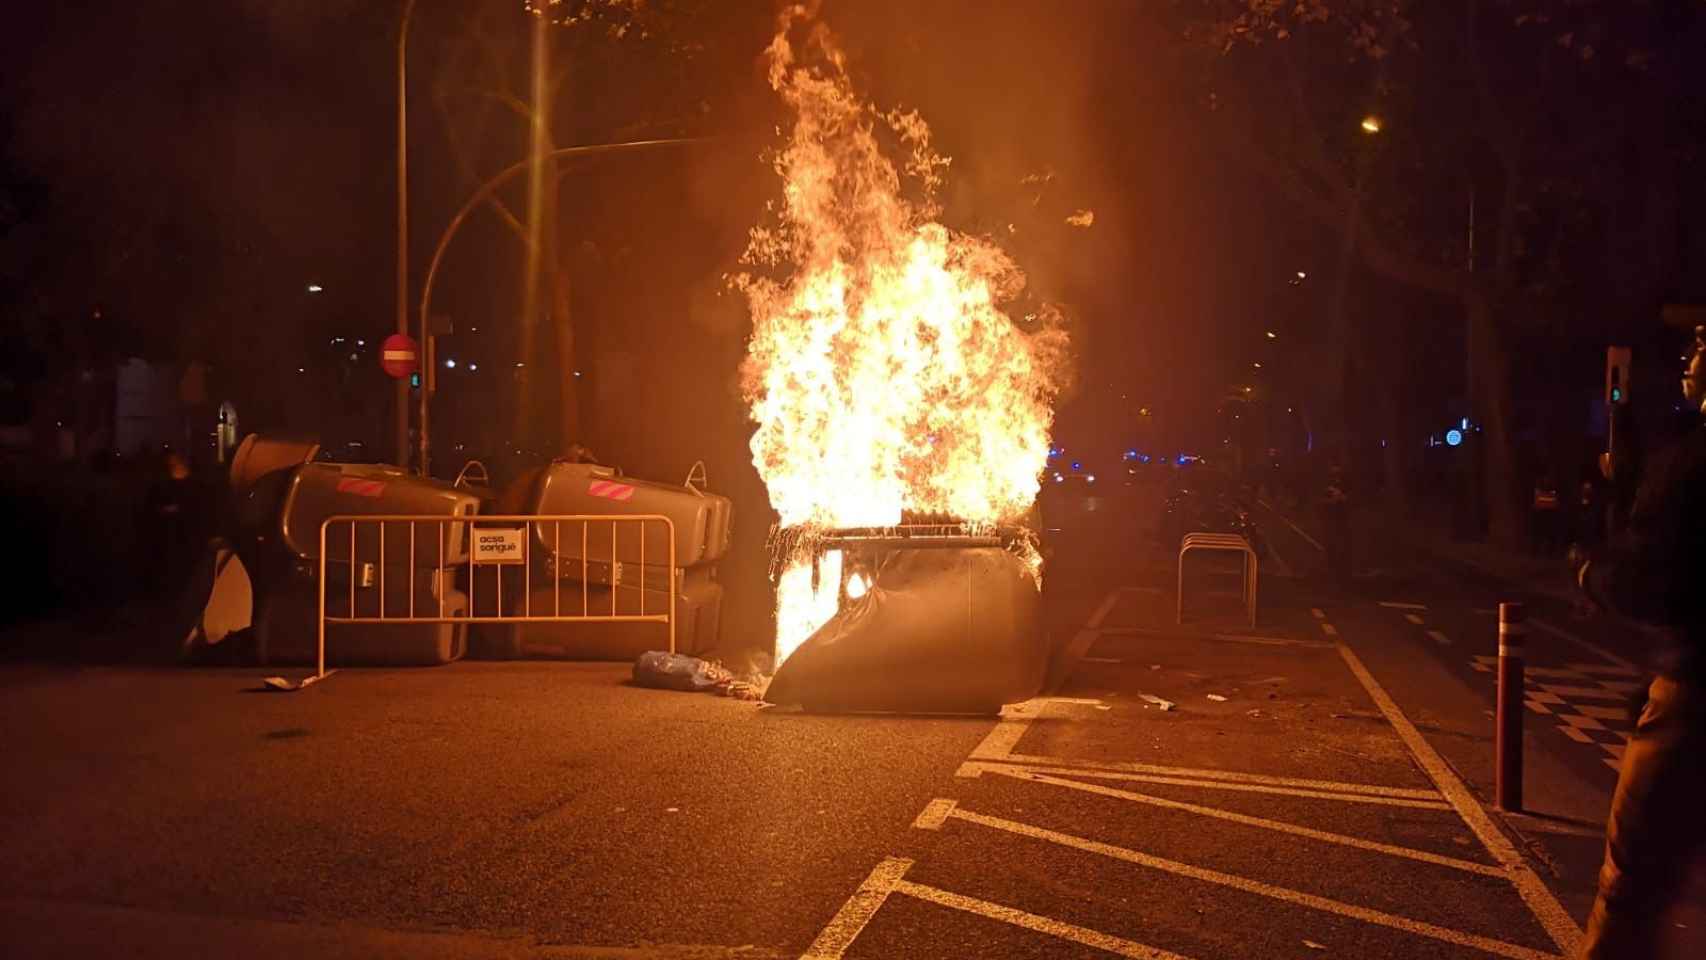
[734,12,1071,708]
[764,525,1043,714]
[470,461,732,659]
[253,462,479,665]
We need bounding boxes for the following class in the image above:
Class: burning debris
[734,7,1070,678]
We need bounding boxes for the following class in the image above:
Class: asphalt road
[0,477,1698,958]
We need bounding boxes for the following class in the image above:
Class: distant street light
[1266,331,1278,339]
[306,284,324,294]
[1360,115,1383,134]
[1295,271,1307,279]
[1252,362,1262,369]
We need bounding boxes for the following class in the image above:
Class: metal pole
[420,332,433,477]
[1495,601,1525,811]
[395,0,418,469]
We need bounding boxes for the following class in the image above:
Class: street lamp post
[394,0,419,469]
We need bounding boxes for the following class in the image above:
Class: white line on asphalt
[1311,608,1327,619]
[991,768,1504,877]
[1320,623,1339,637]
[1211,633,1334,649]
[1333,641,1583,954]
[1529,617,1639,673]
[1258,499,1326,552]
[964,700,1042,766]
[971,584,1130,772]
[800,857,913,960]
[957,760,1450,810]
[1404,613,1426,626]
[894,878,1201,960]
[986,753,1443,799]
[1088,588,1126,630]
[946,806,1558,960]
[1378,601,1429,611]
[912,798,957,831]
[1427,630,1451,646]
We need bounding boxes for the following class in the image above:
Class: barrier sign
[473,527,526,564]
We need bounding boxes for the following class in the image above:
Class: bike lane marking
[1334,635,1583,954]
[935,804,1558,960]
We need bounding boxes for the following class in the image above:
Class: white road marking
[800,857,912,960]
[1211,633,1334,649]
[989,753,1439,801]
[912,798,957,831]
[989,770,1504,877]
[894,877,1202,960]
[1404,613,1426,626]
[1427,630,1451,646]
[967,753,1440,799]
[1258,499,1325,552]
[968,584,1130,774]
[1379,601,1429,611]
[946,806,1558,960]
[1334,640,1583,954]
[958,760,1449,810]
[1087,588,1127,630]
[1320,623,1339,637]
[1529,618,1639,673]
[964,700,1042,765]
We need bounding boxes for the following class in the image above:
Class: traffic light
[409,371,421,389]
[1605,346,1631,404]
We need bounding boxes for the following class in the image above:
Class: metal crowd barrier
[1177,532,1259,628]
[303,513,677,684]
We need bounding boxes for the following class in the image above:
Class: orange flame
[737,9,1068,665]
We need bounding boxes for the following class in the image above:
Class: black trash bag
[765,547,1044,714]
[633,650,734,691]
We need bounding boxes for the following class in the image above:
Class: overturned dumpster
[470,461,732,660]
[764,524,1045,714]
[253,461,479,665]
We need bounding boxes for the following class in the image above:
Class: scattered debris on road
[1139,694,1176,711]
[632,651,765,700]
[259,671,336,693]
[1206,694,1227,702]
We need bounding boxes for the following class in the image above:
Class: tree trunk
[1466,289,1522,546]
[548,230,579,447]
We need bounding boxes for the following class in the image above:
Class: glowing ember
[737,8,1069,666]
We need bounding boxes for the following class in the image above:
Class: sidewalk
[1369,506,1578,606]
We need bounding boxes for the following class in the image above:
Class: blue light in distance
[1445,428,1464,447]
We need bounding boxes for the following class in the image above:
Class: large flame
[738,9,1068,666]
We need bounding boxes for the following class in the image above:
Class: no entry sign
[380,333,420,379]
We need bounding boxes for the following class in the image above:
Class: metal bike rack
[1177,532,1258,627]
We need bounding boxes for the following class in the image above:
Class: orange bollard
[1495,602,1525,811]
